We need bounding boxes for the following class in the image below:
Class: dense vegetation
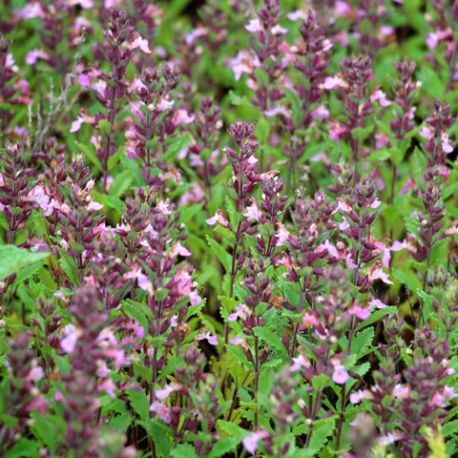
[0,0,457,457]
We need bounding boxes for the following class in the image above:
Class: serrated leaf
[351,327,374,359]
[5,438,39,458]
[171,444,198,458]
[305,417,336,457]
[208,438,241,458]
[356,306,397,330]
[392,268,422,292]
[253,326,288,358]
[206,236,231,272]
[0,245,49,281]
[126,389,149,420]
[140,419,173,458]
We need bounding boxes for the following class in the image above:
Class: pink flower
[207,210,229,227]
[275,223,290,246]
[244,202,262,222]
[301,312,320,328]
[271,25,288,36]
[369,298,388,310]
[245,19,263,33]
[322,75,348,90]
[441,133,453,154]
[420,126,433,140]
[228,51,261,81]
[16,3,45,19]
[99,378,116,398]
[173,109,195,125]
[171,242,192,258]
[197,331,218,346]
[243,430,269,455]
[25,50,49,65]
[393,384,410,399]
[125,269,153,295]
[130,36,151,54]
[69,0,94,8]
[60,325,82,354]
[332,363,349,385]
[156,383,181,400]
[287,10,308,21]
[319,240,339,259]
[290,354,310,372]
[370,89,391,107]
[227,304,250,322]
[150,401,172,424]
[311,105,330,121]
[368,267,393,285]
[350,389,372,404]
[348,304,371,320]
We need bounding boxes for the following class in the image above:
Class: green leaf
[305,417,336,457]
[140,419,173,458]
[351,327,374,359]
[30,413,65,452]
[92,191,124,213]
[126,389,149,420]
[392,268,422,292]
[356,306,397,330]
[216,420,247,440]
[5,439,39,458]
[59,249,79,286]
[351,125,373,142]
[208,438,241,458]
[109,170,132,198]
[253,326,288,358]
[171,444,198,458]
[206,236,231,272]
[0,245,49,281]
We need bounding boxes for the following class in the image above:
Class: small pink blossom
[275,222,290,246]
[130,36,151,54]
[350,389,372,404]
[441,133,453,154]
[332,364,349,385]
[348,304,371,320]
[171,242,192,258]
[245,19,263,33]
[301,312,320,328]
[290,354,310,372]
[25,50,50,65]
[198,331,218,346]
[228,304,250,322]
[60,325,82,354]
[125,269,153,295]
[156,383,181,400]
[243,430,269,455]
[287,10,308,21]
[244,202,263,222]
[420,126,433,140]
[369,298,388,310]
[173,109,195,125]
[207,210,228,227]
[311,105,330,121]
[370,89,391,107]
[368,267,393,285]
[393,384,410,399]
[150,401,172,424]
[322,75,348,90]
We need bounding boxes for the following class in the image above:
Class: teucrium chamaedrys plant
[0,0,457,457]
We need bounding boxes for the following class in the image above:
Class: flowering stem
[253,335,260,430]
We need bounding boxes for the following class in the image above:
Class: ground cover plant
[0,0,457,456]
